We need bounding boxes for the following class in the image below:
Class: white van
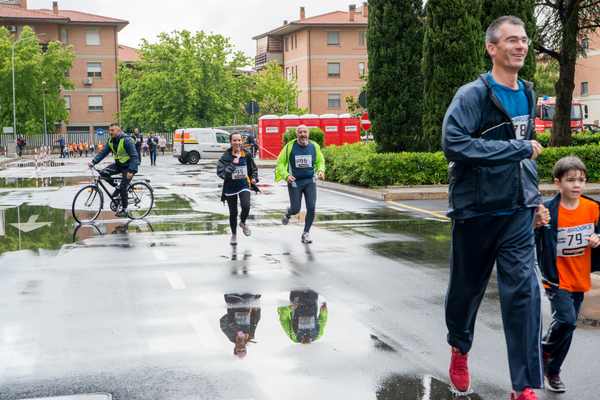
[173,128,231,164]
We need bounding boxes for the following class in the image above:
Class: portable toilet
[339,113,361,144]
[320,114,341,146]
[300,114,320,131]
[258,115,282,160]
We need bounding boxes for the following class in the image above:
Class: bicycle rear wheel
[72,184,103,223]
[127,181,154,219]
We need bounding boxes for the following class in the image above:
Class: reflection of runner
[442,16,545,400]
[220,293,261,358]
[217,133,259,246]
[278,289,327,344]
[275,125,325,244]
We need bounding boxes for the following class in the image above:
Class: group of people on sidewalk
[442,15,598,400]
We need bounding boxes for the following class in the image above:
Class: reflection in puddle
[0,176,90,188]
[220,293,261,358]
[279,289,327,344]
[376,374,484,400]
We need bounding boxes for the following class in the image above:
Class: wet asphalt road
[0,155,599,400]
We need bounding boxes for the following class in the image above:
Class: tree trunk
[550,2,579,147]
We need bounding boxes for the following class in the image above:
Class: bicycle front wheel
[72,184,103,223]
[127,182,154,219]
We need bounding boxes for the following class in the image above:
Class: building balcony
[255,52,283,70]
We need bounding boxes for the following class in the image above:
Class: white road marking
[164,271,186,290]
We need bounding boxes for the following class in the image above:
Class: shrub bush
[322,142,600,187]
[283,128,324,148]
[536,131,600,147]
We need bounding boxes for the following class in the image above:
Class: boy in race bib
[535,156,600,393]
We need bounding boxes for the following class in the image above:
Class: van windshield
[539,104,583,120]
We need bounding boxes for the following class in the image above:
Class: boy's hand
[534,204,550,228]
[587,233,600,248]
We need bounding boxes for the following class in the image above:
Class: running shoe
[282,214,290,225]
[301,232,312,244]
[239,222,251,237]
[230,234,237,246]
[115,208,128,218]
[449,347,472,394]
[545,374,566,393]
[511,388,538,400]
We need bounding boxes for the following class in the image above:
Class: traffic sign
[245,101,260,116]
[96,128,105,137]
[3,127,14,134]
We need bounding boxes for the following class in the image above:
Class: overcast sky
[29,0,362,57]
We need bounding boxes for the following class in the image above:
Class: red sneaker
[511,388,538,400]
[449,347,471,394]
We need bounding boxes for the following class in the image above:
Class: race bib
[232,165,247,180]
[234,311,251,326]
[295,155,313,169]
[298,316,316,330]
[512,115,529,140]
[557,223,594,257]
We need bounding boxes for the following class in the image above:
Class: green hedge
[283,128,324,148]
[323,142,600,187]
[536,131,600,147]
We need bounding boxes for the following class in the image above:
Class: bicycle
[71,167,154,223]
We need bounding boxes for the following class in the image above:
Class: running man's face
[297,127,309,146]
[486,23,529,73]
[556,169,587,202]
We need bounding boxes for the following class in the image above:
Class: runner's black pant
[445,208,543,391]
[542,289,583,375]
[150,150,157,166]
[100,163,132,209]
[286,179,317,233]
[226,191,250,235]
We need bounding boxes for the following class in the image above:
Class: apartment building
[0,0,128,136]
[574,32,600,125]
[253,4,368,115]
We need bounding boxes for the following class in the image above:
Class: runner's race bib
[234,311,251,326]
[298,316,316,330]
[512,115,529,140]
[557,223,594,257]
[295,155,313,169]
[232,165,247,180]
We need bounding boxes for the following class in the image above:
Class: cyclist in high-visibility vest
[89,123,140,217]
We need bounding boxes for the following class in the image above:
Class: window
[327,31,340,45]
[294,34,298,49]
[328,93,341,109]
[60,28,68,44]
[328,62,341,78]
[582,38,590,50]
[358,62,366,78]
[285,37,289,52]
[88,96,103,112]
[581,81,589,96]
[87,62,102,78]
[64,96,71,111]
[359,30,366,47]
[86,29,100,45]
[216,132,229,144]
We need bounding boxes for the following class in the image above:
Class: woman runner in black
[217,133,259,245]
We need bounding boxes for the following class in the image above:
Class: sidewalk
[580,274,600,325]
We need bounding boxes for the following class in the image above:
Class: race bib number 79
[512,115,529,140]
[557,223,594,257]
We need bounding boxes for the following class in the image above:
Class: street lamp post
[42,81,48,147]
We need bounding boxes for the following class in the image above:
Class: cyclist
[88,123,140,217]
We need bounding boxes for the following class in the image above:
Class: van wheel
[187,151,200,164]
[178,156,187,164]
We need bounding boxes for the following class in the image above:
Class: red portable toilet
[280,114,301,147]
[258,115,282,160]
[320,114,341,146]
[300,114,320,131]
[339,113,361,144]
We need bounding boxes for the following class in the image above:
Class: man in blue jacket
[442,16,547,400]
[89,123,139,217]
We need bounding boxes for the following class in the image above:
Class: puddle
[376,374,485,399]
[0,176,90,188]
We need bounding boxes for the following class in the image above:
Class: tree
[422,0,485,152]
[368,0,425,152]
[535,1,600,146]
[252,61,302,115]
[0,26,74,135]
[481,0,536,81]
[534,58,559,97]
[119,30,252,132]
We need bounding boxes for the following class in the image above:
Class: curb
[579,274,600,326]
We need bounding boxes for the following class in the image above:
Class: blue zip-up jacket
[535,194,600,289]
[442,73,540,219]
[92,132,140,173]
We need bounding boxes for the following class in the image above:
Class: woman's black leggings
[226,191,251,235]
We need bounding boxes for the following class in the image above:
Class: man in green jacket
[278,289,328,344]
[275,125,325,244]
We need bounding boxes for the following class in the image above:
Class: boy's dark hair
[553,156,588,180]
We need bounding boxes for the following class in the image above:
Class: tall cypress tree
[481,0,536,81]
[422,0,485,152]
[367,0,424,152]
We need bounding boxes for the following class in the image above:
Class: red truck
[535,96,589,133]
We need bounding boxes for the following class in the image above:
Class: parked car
[173,128,230,164]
